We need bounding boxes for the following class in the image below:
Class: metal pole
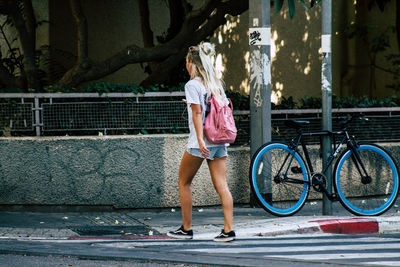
[249,0,271,205]
[322,0,332,215]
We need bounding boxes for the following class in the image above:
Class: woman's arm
[191,104,210,158]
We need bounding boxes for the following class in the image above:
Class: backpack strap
[227,98,233,110]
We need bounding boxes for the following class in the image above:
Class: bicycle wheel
[249,142,310,216]
[334,143,399,216]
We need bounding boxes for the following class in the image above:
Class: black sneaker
[214,229,236,242]
[167,226,193,240]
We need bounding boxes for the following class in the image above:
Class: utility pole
[249,0,271,204]
[321,0,333,215]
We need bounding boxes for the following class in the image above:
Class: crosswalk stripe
[177,236,400,266]
[182,243,400,253]
[367,261,400,266]
[267,252,400,261]
[95,236,399,248]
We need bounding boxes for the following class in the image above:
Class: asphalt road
[0,233,399,266]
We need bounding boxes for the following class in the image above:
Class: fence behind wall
[1,93,400,145]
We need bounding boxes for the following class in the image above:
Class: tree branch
[58,44,178,88]
[57,0,248,89]
[140,0,248,86]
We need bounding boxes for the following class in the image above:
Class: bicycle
[249,115,399,217]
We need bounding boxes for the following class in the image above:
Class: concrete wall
[0,135,399,208]
[0,135,250,208]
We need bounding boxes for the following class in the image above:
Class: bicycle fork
[347,142,372,184]
[317,139,371,200]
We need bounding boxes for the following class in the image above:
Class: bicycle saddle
[284,119,310,129]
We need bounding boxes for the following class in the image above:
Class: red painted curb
[309,218,379,234]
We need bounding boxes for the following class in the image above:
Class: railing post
[34,97,41,136]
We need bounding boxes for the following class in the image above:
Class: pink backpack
[204,94,237,144]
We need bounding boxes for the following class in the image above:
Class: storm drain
[70,225,159,237]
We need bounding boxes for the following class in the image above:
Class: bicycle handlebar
[285,113,369,133]
[338,113,368,127]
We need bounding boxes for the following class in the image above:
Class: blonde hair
[187,42,225,100]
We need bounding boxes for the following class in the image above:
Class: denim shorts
[187,146,228,160]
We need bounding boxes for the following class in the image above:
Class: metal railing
[1,93,400,145]
[0,92,188,136]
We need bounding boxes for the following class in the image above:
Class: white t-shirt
[184,77,228,148]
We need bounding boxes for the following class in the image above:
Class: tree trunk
[22,0,36,46]
[10,0,39,90]
[138,0,154,48]
[396,0,400,52]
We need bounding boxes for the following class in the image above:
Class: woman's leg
[178,151,204,231]
[207,156,233,232]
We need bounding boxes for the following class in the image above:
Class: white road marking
[182,243,400,253]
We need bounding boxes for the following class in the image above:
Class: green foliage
[41,81,249,111]
[0,86,24,93]
[41,82,186,95]
[298,95,322,109]
[81,82,147,94]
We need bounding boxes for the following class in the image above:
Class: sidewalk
[0,200,399,240]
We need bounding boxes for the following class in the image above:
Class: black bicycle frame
[286,128,370,200]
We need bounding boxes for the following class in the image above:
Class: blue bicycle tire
[334,143,399,216]
[249,142,310,216]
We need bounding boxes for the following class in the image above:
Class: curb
[311,218,379,234]
[245,217,400,237]
[1,216,399,240]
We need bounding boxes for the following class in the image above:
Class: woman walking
[167,43,235,242]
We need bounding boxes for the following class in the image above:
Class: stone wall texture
[0,135,250,208]
[0,135,398,208]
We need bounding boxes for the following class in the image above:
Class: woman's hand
[198,139,210,158]
[191,103,210,158]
